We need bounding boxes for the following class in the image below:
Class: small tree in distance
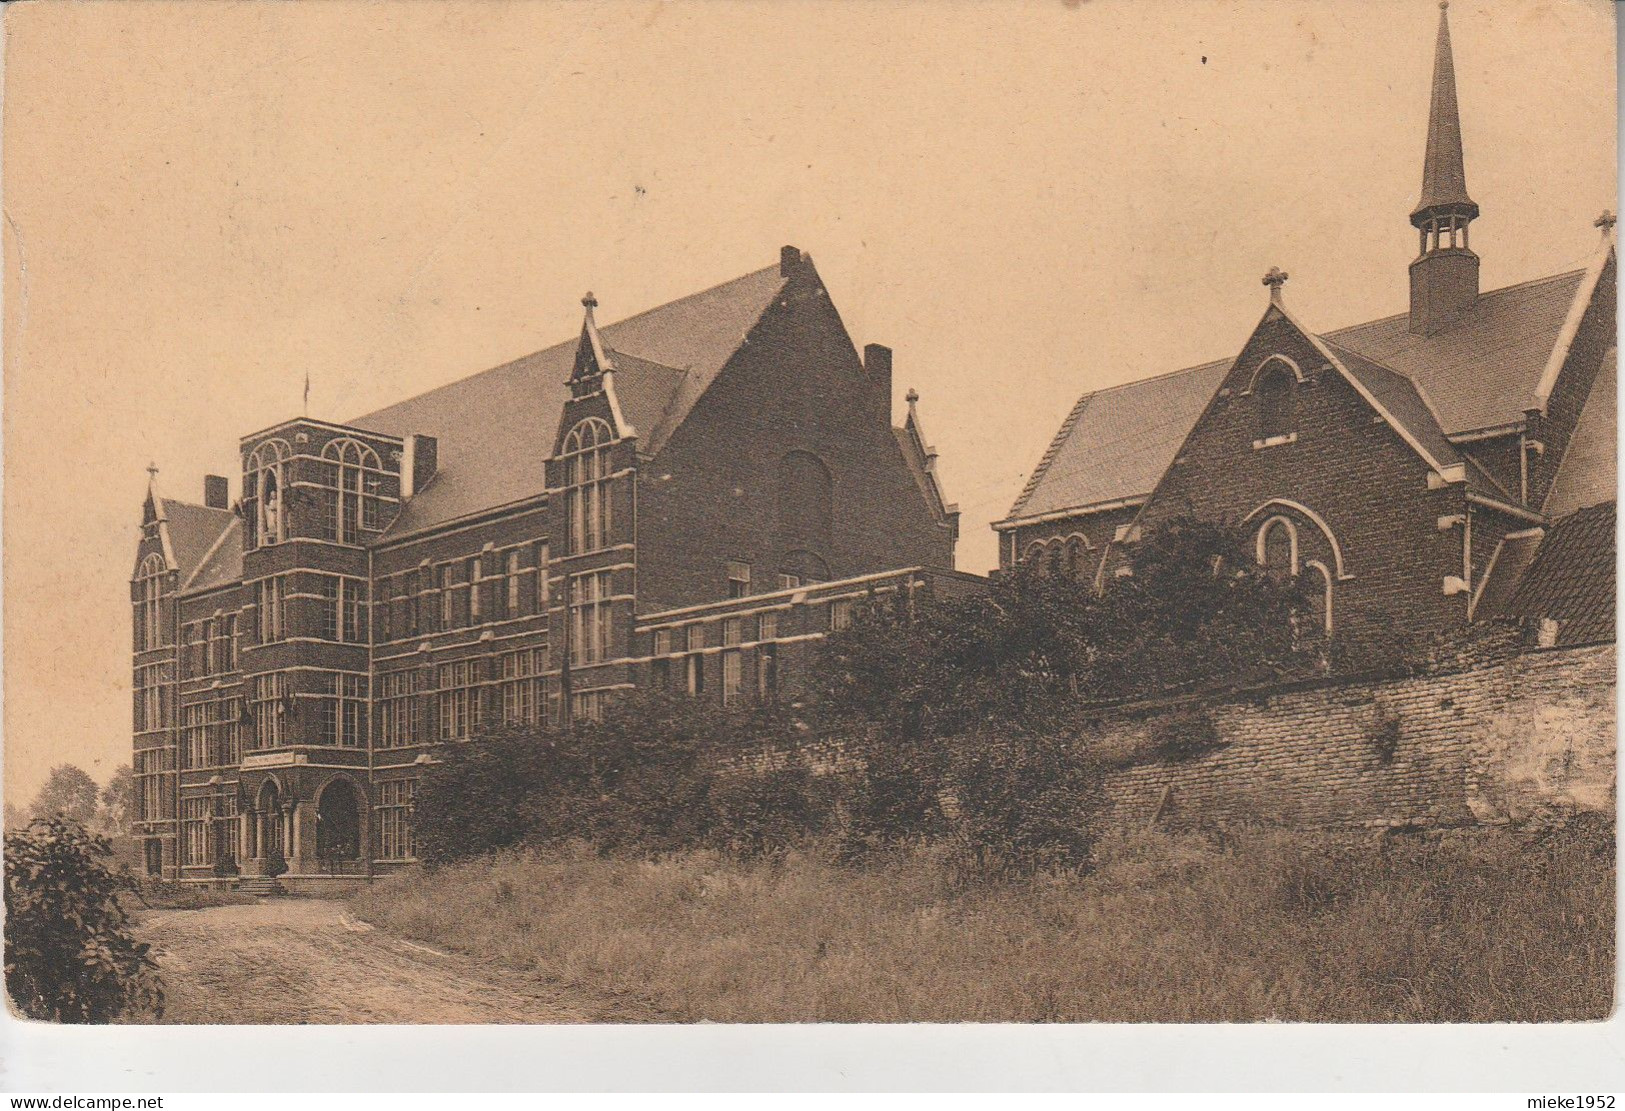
[26,765,101,827]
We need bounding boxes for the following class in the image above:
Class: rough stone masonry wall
[1100,644,1616,833]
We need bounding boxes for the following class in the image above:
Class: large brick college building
[998,4,1615,645]
[130,245,971,883]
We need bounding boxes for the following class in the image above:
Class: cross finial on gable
[582,291,598,312]
[1595,210,1616,233]
[1262,267,1289,305]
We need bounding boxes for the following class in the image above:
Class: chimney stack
[780,245,801,277]
[203,475,229,510]
[864,343,893,422]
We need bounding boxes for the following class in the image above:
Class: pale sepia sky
[2,0,1615,807]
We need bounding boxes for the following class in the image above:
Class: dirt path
[137,898,662,1024]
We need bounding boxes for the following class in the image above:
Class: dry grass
[351,825,1615,1022]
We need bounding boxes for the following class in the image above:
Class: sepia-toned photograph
[1,0,1617,1059]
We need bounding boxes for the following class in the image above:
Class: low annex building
[997,4,1616,646]
[130,245,971,883]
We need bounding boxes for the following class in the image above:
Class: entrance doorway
[315,779,362,870]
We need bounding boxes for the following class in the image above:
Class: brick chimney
[203,475,229,510]
[864,343,893,422]
[401,434,438,498]
[780,244,802,277]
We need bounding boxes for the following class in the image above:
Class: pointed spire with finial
[1408,1,1480,334]
[571,289,616,382]
[1412,1,1477,225]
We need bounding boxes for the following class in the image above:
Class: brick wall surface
[1099,644,1615,832]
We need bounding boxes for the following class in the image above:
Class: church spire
[1408,2,1480,335]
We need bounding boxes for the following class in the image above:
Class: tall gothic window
[562,418,613,555]
[1257,517,1297,581]
[1255,362,1297,442]
[319,438,385,544]
[134,553,166,652]
[244,439,291,548]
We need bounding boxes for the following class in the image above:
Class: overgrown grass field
[351,824,1614,1022]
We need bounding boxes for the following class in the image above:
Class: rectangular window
[500,647,548,726]
[181,703,207,769]
[133,662,173,733]
[778,573,801,591]
[312,673,368,747]
[377,670,420,749]
[209,698,242,767]
[571,689,606,723]
[727,561,751,599]
[684,624,705,696]
[438,565,454,631]
[315,577,340,641]
[722,618,742,647]
[758,643,778,702]
[569,571,614,667]
[210,617,234,674]
[436,660,481,741]
[375,779,416,861]
[181,796,210,866]
[134,748,173,823]
[721,650,743,706]
[830,599,854,632]
[249,672,287,750]
[257,576,288,643]
[467,557,482,624]
[653,628,672,656]
[342,578,368,643]
[502,550,520,619]
[537,542,549,610]
[759,609,779,641]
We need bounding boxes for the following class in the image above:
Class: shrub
[708,763,837,858]
[263,845,288,879]
[950,734,1104,874]
[835,734,952,859]
[5,817,164,1022]
[1369,704,1402,764]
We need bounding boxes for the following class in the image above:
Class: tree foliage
[814,517,1313,740]
[97,766,134,838]
[4,817,163,1022]
[27,765,100,827]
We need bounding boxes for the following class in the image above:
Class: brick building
[996,4,1616,644]
[130,245,969,883]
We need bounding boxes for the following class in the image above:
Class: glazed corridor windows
[314,674,369,747]
[569,571,614,667]
[317,438,387,544]
[437,660,481,741]
[376,671,420,748]
[562,419,614,555]
[375,780,416,861]
[314,576,369,643]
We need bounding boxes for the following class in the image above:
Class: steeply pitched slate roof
[159,499,237,584]
[1009,269,1592,523]
[1472,530,1543,621]
[1005,361,1229,520]
[1544,346,1617,518]
[184,517,244,595]
[1324,269,1586,434]
[1504,501,1616,647]
[1321,340,1460,470]
[352,264,789,539]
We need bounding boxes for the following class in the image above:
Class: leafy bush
[5,817,164,1022]
[950,735,1104,874]
[835,734,952,859]
[708,763,837,858]
[1368,703,1403,764]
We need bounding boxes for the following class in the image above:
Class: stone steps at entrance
[235,877,287,897]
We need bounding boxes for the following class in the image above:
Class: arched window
[1024,541,1047,574]
[134,553,166,652]
[1257,516,1297,581]
[244,440,291,548]
[780,549,830,585]
[319,438,385,544]
[1046,539,1065,579]
[1303,560,1334,635]
[1064,536,1088,580]
[562,418,614,555]
[1255,362,1297,442]
[777,451,834,559]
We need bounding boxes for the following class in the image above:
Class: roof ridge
[160,497,235,518]
[354,262,785,427]
[1325,267,1589,339]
